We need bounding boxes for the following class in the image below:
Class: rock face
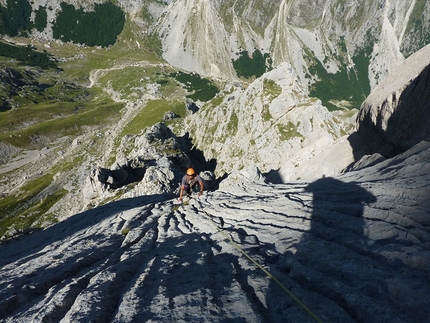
[82,122,212,205]
[357,43,430,157]
[185,63,346,177]
[154,0,420,92]
[0,140,429,323]
[25,0,430,99]
[1,3,429,322]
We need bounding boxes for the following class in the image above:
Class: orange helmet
[186,167,196,176]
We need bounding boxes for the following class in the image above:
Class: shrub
[0,41,57,69]
[170,71,219,102]
[52,2,125,47]
[232,49,272,78]
[0,0,32,36]
[34,6,48,32]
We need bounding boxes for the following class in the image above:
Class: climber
[178,167,204,201]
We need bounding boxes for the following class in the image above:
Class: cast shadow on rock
[358,63,430,159]
[178,132,217,171]
[0,193,175,320]
[125,232,248,322]
[0,194,170,266]
[266,177,379,322]
[178,131,226,191]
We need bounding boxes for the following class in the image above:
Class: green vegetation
[218,4,235,33]
[0,174,65,239]
[277,122,302,141]
[58,36,162,85]
[226,111,239,134]
[308,30,375,111]
[34,6,48,32]
[220,1,279,36]
[247,2,281,36]
[93,64,182,101]
[0,0,32,36]
[170,71,219,102]
[338,36,348,54]
[402,0,430,57]
[0,2,167,241]
[309,63,363,111]
[308,53,370,110]
[0,41,57,69]
[232,49,272,78]
[352,47,372,97]
[121,99,185,136]
[263,79,282,98]
[52,2,125,47]
[208,95,224,108]
[138,4,164,58]
[121,227,131,235]
[260,79,282,121]
[0,69,124,237]
[0,0,47,36]
[142,32,163,57]
[0,63,91,112]
[0,100,123,148]
[262,106,272,122]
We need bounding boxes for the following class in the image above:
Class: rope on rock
[200,208,324,323]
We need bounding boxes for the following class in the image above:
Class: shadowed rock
[357,43,430,157]
[0,141,429,323]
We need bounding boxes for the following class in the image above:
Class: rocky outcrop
[185,62,347,178]
[0,142,20,165]
[1,3,430,321]
[25,0,426,96]
[153,0,424,94]
[357,43,430,157]
[82,122,213,203]
[82,161,146,200]
[1,139,429,323]
[0,67,40,111]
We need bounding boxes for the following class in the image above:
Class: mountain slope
[0,6,429,322]
[1,140,429,322]
[154,0,430,108]
[4,0,429,108]
[181,63,347,177]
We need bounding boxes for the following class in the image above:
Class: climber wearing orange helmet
[178,167,204,201]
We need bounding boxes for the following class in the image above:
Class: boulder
[163,111,180,121]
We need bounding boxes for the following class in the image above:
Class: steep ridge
[1,0,429,227]
[0,140,429,323]
[154,0,426,94]
[0,3,429,321]
[13,0,426,105]
[357,43,430,157]
[183,63,347,177]
[156,0,238,79]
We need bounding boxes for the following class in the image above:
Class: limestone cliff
[357,43,430,157]
[0,2,429,321]
[11,0,430,106]
[1,128,429,323]
[153,0,428,96]
[182,63,346,178]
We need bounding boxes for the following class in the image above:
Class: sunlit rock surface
[1,140,429,323]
